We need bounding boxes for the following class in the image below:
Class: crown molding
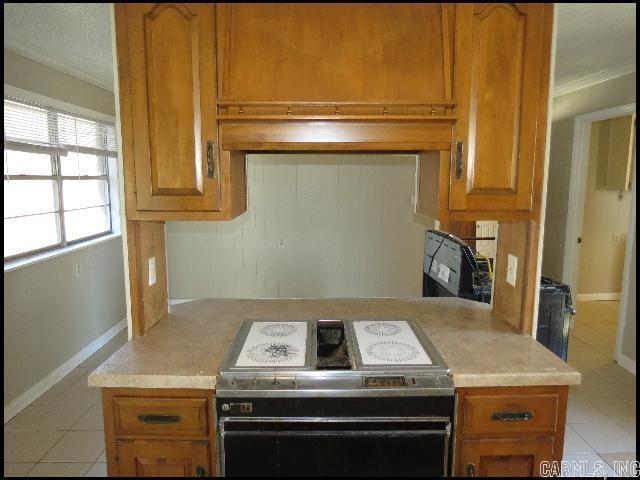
[553,61,636,98]
[5,45,114,92]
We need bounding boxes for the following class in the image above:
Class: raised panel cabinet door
[120,4,220,212]
[451,4,552,213]
[459,437,554,477]
[116,439,210,477]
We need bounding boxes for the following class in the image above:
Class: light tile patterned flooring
[3,302,636,476]
[4,330,127,477]
[562,300,636,477]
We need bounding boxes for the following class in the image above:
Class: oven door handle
[223,429,449,437]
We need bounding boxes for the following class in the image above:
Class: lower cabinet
[116,440,210,477]
[101,388,216,477]
[459,437,555,477]
[100,385,567,477]
[454,386,568,477]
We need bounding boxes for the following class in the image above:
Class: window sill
[4,233,122,273]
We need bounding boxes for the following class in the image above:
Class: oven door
[219,417,451,477]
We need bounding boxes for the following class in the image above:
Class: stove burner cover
[260,323,297,337]
[366,341,420,363]
[247,342,300,364]
[364,322,401,337]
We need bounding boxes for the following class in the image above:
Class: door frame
[562,103,636,373]
[614,156,636,374]
[562,102,635,289]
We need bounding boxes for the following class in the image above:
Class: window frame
[4,93,118,262]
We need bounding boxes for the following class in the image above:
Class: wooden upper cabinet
[216,3,454,103]
[116,3,221,214]
[450,3,553,216]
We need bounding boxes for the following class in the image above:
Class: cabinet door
[120,4,220,212]
[451,4,552,213]
[116,439,210,477]
[459,437,554,477]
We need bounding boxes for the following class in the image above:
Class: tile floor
[562,300,636,477]
[3,301,636,476]
[4,330,127,477]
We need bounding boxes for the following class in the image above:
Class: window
[4,97,118,260]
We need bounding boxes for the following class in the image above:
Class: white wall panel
[167,154,434,299]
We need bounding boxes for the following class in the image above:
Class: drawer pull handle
[138,414,181,424]
[196,465,207,477]
[491,411,533,422]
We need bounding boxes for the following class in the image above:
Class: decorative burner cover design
[365,341,420,363]
[364,321,401,337]
[247,342,300,364]
[260,323,297,337]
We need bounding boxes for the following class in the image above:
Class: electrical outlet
[612,233,622,245]
[278,237,285,247]
[506,254,518,287]
[74,263,81,277]
[148,257,156,286]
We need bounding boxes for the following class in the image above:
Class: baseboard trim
[616,353,637,375]
[576,293,621,301]
[3,318,127,423]
[169,299,197,305]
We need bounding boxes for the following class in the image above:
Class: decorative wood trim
[217,115,456,122]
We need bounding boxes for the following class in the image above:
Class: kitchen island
[89,297,580,477]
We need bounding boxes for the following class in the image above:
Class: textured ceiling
[3,3,637,95]
[3,3,114,91]
[555,3,636,88]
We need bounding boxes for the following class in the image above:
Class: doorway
[563,104,636,372]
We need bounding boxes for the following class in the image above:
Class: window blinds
[3,97,117,158]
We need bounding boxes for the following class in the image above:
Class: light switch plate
[148,257,156,286]
[506,254,518,287]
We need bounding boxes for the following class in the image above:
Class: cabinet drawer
[461,393,559,436]
[114,397,209,437]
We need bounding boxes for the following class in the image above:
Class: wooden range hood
[215,3,455,152]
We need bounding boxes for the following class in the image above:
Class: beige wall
[542,72,636,282]
[4,238,126,406]
[167,154,433,299]
[3,52,125,408]
[577,119,633,294]
[4,49,115,116]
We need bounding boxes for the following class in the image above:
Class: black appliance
[216,319,455,477]
[536,276,575,361]
[422,230,575,361]
[422,229,492,303]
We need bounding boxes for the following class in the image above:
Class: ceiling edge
[553,61,636,98]
[5,45,115,93]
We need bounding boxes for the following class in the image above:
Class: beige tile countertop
[88,297,581,390]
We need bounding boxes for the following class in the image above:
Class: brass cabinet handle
[454,141,464,179]
[491,411,534,422]
[196,465,207,477]
[137,414,181,424]
[206,140,215,179]
[466,463,475,477]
